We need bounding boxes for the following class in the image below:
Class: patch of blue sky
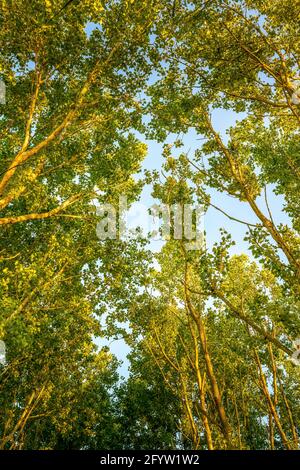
[85,19,291,375]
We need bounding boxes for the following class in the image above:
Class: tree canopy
[0,0,299,451]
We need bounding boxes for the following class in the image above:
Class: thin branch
[0,193,81,225]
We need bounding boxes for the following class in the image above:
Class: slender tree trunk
[253,350,292,450]
[183,267,233,448]
[269,413,275,450]
[188,321,214,450]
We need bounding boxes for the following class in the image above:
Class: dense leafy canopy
[0,0,299,450]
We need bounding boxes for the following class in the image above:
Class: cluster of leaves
[0,0,158,449]
[0,0,299,450]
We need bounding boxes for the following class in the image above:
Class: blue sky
[85,22,291,377]
[136,108,289,253]
[102,107,290,378]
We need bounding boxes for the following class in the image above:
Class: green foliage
[0,0,299,451]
